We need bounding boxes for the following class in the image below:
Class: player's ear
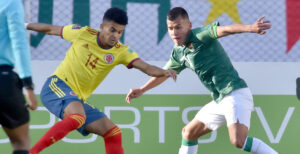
[100,23,104,30]
[189,21,192,29]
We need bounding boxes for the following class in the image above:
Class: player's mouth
[110,40,116,44]
[174,37,181,41]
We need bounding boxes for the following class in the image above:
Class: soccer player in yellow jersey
[26,8,176,154]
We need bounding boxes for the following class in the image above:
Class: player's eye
[175,26,181,30]
[110,28,116,32]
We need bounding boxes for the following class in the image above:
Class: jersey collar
[97,32,114,50]
[185,30,194,46]
[96,32,102,48]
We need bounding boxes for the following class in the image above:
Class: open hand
[164,69,177,82]
[252,16,271,35]
[126,88,144,104]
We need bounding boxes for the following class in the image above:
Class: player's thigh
[63,101,86,118]
[2,122,30,150]
[41,76,86,118]
[84,116,116,136]
[227,122,248,148]
[75,102,107,136]
[182,118,212,141]
[221,88,253,147]
[222,88,254,129]
[195,101,226,131]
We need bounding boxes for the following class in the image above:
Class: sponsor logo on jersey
[82,44,89,49]
[104,53,114,64]
[72,24,82,29]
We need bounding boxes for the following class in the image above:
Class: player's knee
[103,126,124,154]
[69,113,86,128]
[181,127,198,141]
[10,135,30,150]
[103,126,122,139]
[230,137,245,149]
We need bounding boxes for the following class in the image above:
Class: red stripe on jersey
[127,58,140,69]
[86,27,98,35]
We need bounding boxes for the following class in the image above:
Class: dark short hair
[167,7,189,21]
[103,7,128,25]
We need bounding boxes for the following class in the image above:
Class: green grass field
[0,94,298,154]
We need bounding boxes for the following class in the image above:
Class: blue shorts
[40,75,106,136]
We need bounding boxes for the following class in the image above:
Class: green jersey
[164,22,247,102]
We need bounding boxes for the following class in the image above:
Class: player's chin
[173,39,182,46]
[109,41,117,47]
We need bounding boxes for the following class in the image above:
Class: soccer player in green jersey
[126,7,277,154]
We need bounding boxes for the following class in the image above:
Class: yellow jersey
[53,24,139,100]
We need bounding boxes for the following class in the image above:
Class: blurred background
[0,0,299,154]
[25,0,300,62]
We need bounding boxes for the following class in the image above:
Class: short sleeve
[163,53,186,74]
[120,47,140,69]
[60,24,83,42]
[211,22,219,39]
[195,22,220,43]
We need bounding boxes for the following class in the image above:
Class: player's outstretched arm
[26,23,62,36]
[126,77,168,104]
[126,59,177,104]
[216,16,271,38]
[132,59,177,81]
